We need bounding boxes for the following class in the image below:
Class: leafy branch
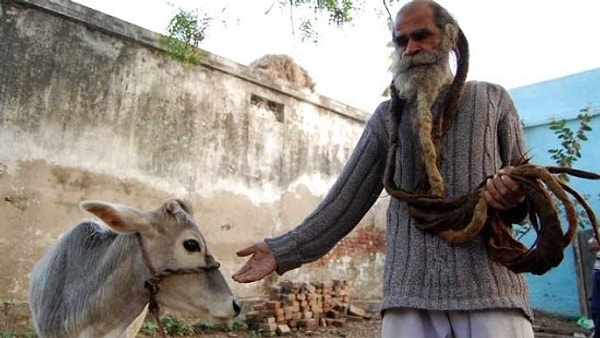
[547,107,595,230]
[159,9,210,65]
[548,107,593,181]
[271,0,400,43]
[515,107,594,239]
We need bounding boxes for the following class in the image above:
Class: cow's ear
[80,200,151,234]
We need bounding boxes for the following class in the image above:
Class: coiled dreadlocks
[382,1,600,276]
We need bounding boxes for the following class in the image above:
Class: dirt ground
[0,303,592,337]
[135,310,589,338]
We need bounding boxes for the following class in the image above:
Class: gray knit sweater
[265,81,533,320]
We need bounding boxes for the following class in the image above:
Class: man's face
[393,2,443,60]
[390,2,452,101]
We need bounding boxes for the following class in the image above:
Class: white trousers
[381,307,534,338]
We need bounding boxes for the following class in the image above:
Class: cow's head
[80,199,241,322]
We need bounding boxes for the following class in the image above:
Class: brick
[297,318,318,330]
[331,318,347,327]
[265,300,281,309]
[259,323,277,332]
[276,324,292,336]
[326,309,344,319]
[348,305,370,318]
[346,314,365,322]
[302,283,316,293]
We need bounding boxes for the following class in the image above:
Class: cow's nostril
[233,299,242,316]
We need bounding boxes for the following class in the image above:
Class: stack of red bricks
[245,280,371,336]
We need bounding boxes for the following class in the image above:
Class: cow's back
[29,221,119,337]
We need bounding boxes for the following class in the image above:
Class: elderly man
[233,1,534,337]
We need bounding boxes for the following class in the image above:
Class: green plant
[194,315,248,332]
[514,107,594,239]
[159,9,210,65]
[161,315,194,336]
[546,107,595,230]
[139,319,158,335]
[250,329,263,338]
[0,327,37,338]
[195,319,216,330]
[548,107,593,181]
[225,315,248,331]
[22,329,37,338]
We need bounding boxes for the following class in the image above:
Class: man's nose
[402,39,421,57]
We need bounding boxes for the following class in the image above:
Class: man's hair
[386,0,470,195]
[427,0,469,121]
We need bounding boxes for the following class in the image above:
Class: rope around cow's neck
[135,233,221,337]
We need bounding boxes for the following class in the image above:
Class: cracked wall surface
[0,0,388,307]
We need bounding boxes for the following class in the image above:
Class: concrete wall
[0,0,388,309]
[510,70,600,317]
[6,0,597,323]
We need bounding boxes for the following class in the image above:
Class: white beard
[388,36,455,196]
[391,50,452,104]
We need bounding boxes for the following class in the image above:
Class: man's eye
[412,29,431,41]
[394,36,407,47]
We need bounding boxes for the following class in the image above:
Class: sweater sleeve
[495,84,528,165]
[494,84,530,222]
[265,103,390,274]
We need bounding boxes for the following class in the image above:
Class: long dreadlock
[384,0,470,197]
[382,1,600,276]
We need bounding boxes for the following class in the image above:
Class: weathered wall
[0,0,388,309]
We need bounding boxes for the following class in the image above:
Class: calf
[29,199,240,338]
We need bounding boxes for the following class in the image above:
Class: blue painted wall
[508,68,600,316]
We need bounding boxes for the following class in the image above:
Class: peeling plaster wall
[0,0,388,306]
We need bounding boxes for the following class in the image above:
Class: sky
[73,0,600,112]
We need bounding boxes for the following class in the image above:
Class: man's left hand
[484,167,525,210]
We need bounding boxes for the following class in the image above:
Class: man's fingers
[232,264,272,283]
[232,263,251,278]
[236,244,258,257]
[233,241,276,283]
[500,175,522,195]
[485,173,525,210]
[484,190,502,210]
[233,269,269,283]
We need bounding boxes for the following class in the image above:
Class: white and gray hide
[29,199,241,338]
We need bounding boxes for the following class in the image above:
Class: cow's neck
[77,233,153,337]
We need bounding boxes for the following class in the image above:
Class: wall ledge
[8,0,370,123]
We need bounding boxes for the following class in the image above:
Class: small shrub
[548,107,592,181]
[225,315,248,331]
[159,9,210,65]
[139,319,158,335]
[162,315,194,336]
[515,107,595,239]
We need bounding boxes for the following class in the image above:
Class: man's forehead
[394,2,436,31]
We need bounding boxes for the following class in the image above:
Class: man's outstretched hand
[232,241,277,283]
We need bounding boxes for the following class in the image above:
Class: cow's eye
[183,239,201,252]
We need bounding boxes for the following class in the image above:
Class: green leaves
[283,0,358,26]
[159,9,209,65]
[545,107,595,231]
[547,107,593,181]
[279,0,400,43]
